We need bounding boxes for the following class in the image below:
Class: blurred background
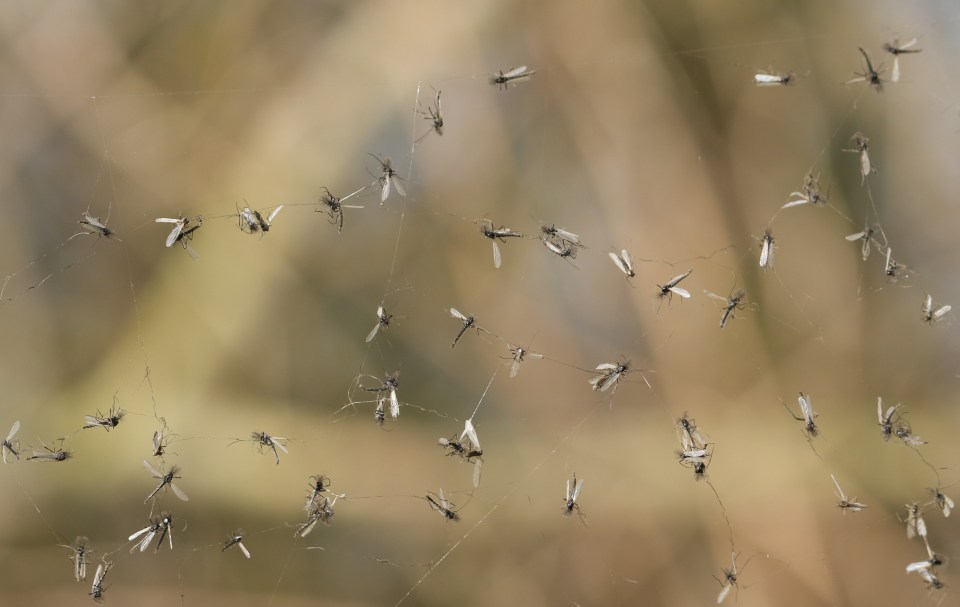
[0,0,958,605]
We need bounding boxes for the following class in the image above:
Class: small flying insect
[782,172,828,208]
[2,420,20,463]
[449,308,481,348]
[83,403,125,431]
[539,223,584,249]
[128,513,174,552]
[831,474,867,513]
[460,418,481,453]
[142,460,189,503]
[563,473,586,523]
[62,536,91,582]
[542,237,579,260]
[608,249,635,278]
[151,428,170,458]
[506,344,543,378]
[366,305,393,343]
[78,213,115,239]
[439,435,467,457]
[705,288,746,329]
[883,37,921,83]
[656,269,693,303]
[589,360,631,393]
[845,224,878,261]
[922,294,951,324]
[912,566,944,590]
[677,446,712,480]
[363,372,400,420]
[296,493,339,537]
[754,70,797,86]
[222,529,251,559]
[155,215,203,259]
[490,65,536,90]
[426,489,459,521]
[903,502,927,539]
[89,560,112,604]
[715,552,744,604]
[847,47,885,93]
[250,431,288,465]
[877,397,901,442]
[929,487,954,518]
[370,154,406,204]
[783,392,818,438]
[26,440,71,462]
[238,205,283,235]
[894,420,927,446]
[415,88,444,144]
[759,226,775,269]
[844,132,873,184]
[907,538,944,575]
[316,187,364,233]
[884,247,907,283]
[305,474,332,511]
[374,400,386,426]
[479,220,523,269]
[676,412,707,451]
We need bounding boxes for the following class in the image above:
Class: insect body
[238,205,283,235]
[222,530,251,558]
[155,215,204,259]
[2,420,20,463]
[608,249,635,278]
[143,460,189,503]
[426,489,459,521]
[491,66,536,90]
[922,294,951,324]
[883,37,921,82]
[366,305,393,343]
[831,474,867,513]
[479,220,523,269]
[89,560,112,604]
[79,214,115,239]
[371,155,406,203]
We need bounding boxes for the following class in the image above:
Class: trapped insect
[155,215,203,260]
[784,392,818,438]
[152,429,170,458]
[589,360,632,393]
[782,172,828,209]
[415,88,444,144]
[449,308,482,348]
[542,237,579,260]
[759,226,775,269]
[479,219,523,269]
[78,213,115,239]
[844,132,873,184]
[296,494,339,537]
[316,187,364,233]
[831,474,867,513]
[845,224,879,261]
[656,269,693,303]
[563,473,585,522]
[128,513,174,552]
[877,397,901,442]
[539,223,584,249]
[902,502,927,539]
[883,37,921,82]
[237,204,283,235]
[366,305,393,343]
[370,154,406,203]
[506,344,543,378]
[608,249,635,278]
[847,47,884,93]
[143,460,189,503]
[83,403,125,431]
[222,530,251,559]
[753,70,797,86]
[250,431,288,465]
[705,288,746,329]
[2,420,20,463]
[715,552,744,604]
[884,247,907,283]
[305,474,332,511]
[89,560,112,604]
[929,487,954,518]
[426,489,459,521]
[364,372,400,420]
[62,536,90,582]
[26,440,72,462]
[922,294,951,324]
[894,419,927,446]
[490,65,536,90]
[676,412,707,452]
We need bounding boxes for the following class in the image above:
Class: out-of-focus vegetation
[0,1,957,605]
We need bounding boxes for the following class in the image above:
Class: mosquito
[705,288,746,329]
[363,372,400,420]
[316,187,364,233]
[845,224,878,261]
[426,489,459,521]
[296,493,339,537]
[883,37,921,83]
[305,474,332,511]
[490,65,536,90]
[884,248,907,283]
[783,392,818,438]
[929,487,954,518]
[922,294,951,324]
[903,502,927,539]
[753,70,797,86]
[608,249,635,278]
[366,305,393,343]
[676,412,707,451]
[847,47,884,93]
[128,513,174,552]
[479,220,523,269]
[507,344,543,378]
[877,397,900,442]
[831,474,867,513]
[152,428,170,458]
[222,530,251,559]
[782,172,828,208]
[542,237,579,260]
[415,88,444,144]
[143,460,189,503]
[589,360,632,393]
[89,560,112,604]
[370,154,406,204]
[250,431,288,465]
[2,420,20,463]
[449,308,482,348]
[238,204,283,235]
[715,552,744,604]
[155,215,203,259]
[83,403,125,431]
[26,440,72,462]
[677,446,712,479]
[907,537,944,576]
[894,420,927,446]
[844,132,872,184]
[539,223,583,249]
[78,213,116,239]
[62,536,91,582]
[656,269,693,303]
[911,565,944,590]
[759,226,775,269]
[563,473,586,522]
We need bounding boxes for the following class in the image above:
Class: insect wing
[717,582,732,604]
[860,150,871,179]
[472,457,482,488]
[891,56,901,83]
[237,540,251,559]
[273,438,289,455]
[380,175,391,203]
[491,239,502,269]
[171,482,190,502]
[669,286,691,299]
[366,322,380,343]
[143,459,163,478]
[389,389,400,419]
[450,308,469,322]
[461,418,480,451]
[933,304,951,321]
[267,205,283,224]
[5,420,18,442]
[572,478,584,502]
[503,65,529,79]
[609,252,628,275]
[391,176,406,198]
[759,239,771,268]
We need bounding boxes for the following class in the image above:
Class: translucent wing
[267,205,283,223]
[510,357,522,378]
[171,482,190,502]
[503,66,529,79]
[845,231,866,242]
[860,151,871,179]
[380,176,391,203]
[6,420,19,441]
[565,479,571,501]
[472,457,482,488]
[389,390,400,419]
[273,438,289,454]
[461,418,480,450]
[670,287,691,299]
[891,57,901,83]
[717,582,732,604]
[128,524,153,542]
[366,322,380,343]
[391,176,406,198]
[491,240,502,269]
[450,308,468,322]
[143,459,162,478]
[238,540,251,559]
[572,478,584,501]
[759,240,771,267]
[609,252,628,274]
